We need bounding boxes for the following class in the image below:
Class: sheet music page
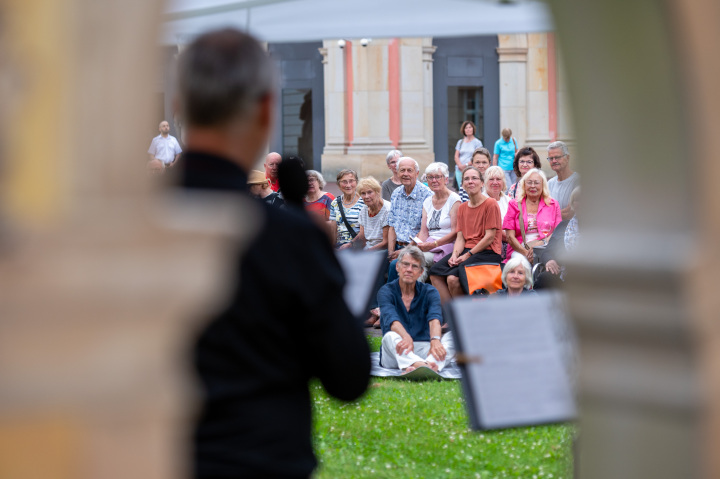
[450,292,576,430]
[336,250,386,319]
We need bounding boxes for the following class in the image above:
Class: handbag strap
[337,198,358,238]
[518,199,528,248]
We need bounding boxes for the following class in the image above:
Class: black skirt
[428,248,502,277]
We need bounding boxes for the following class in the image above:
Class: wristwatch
[430,336,442,342]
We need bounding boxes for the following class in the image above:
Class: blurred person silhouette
[177,28,370,479]
[277,156,307,209]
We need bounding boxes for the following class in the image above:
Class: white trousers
[380,331,455,372]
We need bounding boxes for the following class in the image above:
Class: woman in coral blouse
[502,168,562,264]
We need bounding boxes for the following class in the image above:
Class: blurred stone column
[546,0,700,477]
[0,0,243,478]
[671,1,720,477]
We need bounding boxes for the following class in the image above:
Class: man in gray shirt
[381,149,403,201]
[546,141,580,221]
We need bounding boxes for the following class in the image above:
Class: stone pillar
[545,0,700,477]
[0,0,243,477]
[525,33,552,152]
[396,38,435,167]
[320,38,436,181]
[320,40,353,177]
[497,34,528,148]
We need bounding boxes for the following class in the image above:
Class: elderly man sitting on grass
[378,246,455,373]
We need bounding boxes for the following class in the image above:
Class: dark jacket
[182,152,371,479]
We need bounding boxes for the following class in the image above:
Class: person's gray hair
[546,141,569,157]
[177,28,276,127]
[397,157,420,172]
[397,246,426,270]
[424,162,449,178]
[306,169,326,189]
[386,149,403,164]
[501,253,534,289]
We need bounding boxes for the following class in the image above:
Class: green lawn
[311,336,574,479]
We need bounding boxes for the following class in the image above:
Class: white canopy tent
[162,0,554,44]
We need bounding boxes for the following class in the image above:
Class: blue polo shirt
[494,137,517,171]
[377,279,443,341]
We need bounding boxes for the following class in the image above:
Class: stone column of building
[0,0,244,477]
[497,34,529,150]
[321,38,436,181]
[396,38,436,169]
[546,0,702,477]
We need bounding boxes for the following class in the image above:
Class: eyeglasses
[547,155,566,162]
[398,260,422,271]
[518,160,535,165]
[525,180,542,186]
[426,175,444,181]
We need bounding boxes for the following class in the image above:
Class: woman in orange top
[429,166,502,302]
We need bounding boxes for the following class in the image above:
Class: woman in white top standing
[454,120,483,189]
[413,162,461,269]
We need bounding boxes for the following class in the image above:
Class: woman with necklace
[502,168,561,265]
[429,166,503,302]
[413,162,460,269]
[303,170,335,220]
[329,169,365,249]
[507,147,542,200]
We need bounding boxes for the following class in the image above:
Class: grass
[311,335,573,479]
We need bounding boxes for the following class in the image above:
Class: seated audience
[459,148,493,201]
[507,147,542,200]
[378,246,455,373]
[304,169,335,220]
[354,176,391,251]
[494,254,536,297]
[429,166,503,302]
[381,149,403,201]
[534,187,581,289]
[247,170,284,208]
[329,169,365,249]
[413,162,460,268]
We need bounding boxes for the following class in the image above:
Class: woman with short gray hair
[413,162,461,268]
[495,253,536,297]
[304,170,335,220]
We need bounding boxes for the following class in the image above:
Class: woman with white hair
[495,254,536,296]
[413,162,460,268]
[304,169,335,220]
[502,168,562,264]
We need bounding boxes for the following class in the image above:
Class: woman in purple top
[502,168,562,264]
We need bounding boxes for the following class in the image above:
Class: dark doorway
[268,42,324,171]
[432,36,499,179]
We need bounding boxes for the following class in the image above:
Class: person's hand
[388,249,401,260]
[429,338,446,362]
[338,242,353,250]
[525,247,534,264]
[447,254,460,267]
[396,336,414,356]
[546,259,561,275]
[416,242,433,252]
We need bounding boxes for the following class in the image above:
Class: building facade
[162,33,573,180]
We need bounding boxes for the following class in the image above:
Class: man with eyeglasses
[387,157,433,261]
[378,246,455,373]
[546,141,580,221]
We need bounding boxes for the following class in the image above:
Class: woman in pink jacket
[502,168,562,264]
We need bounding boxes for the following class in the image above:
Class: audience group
[154,117,580,374]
